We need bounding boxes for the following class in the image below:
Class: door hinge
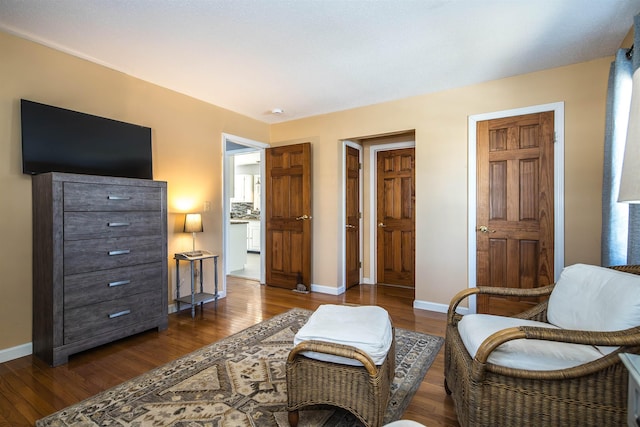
[554,132,558,143]
[359,261,362,268]
[359,212,362,219]
[359,163,362,170]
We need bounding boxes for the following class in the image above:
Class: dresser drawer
[64,211,163,240]
[64,236,163,275]
[64,262,163,309]
[64,291,162,344]
[64,182,163,212]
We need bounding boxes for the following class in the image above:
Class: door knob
[345,224,356,228]
[296,215,312,220]
[378,222,386,227]
[476,225,496,233]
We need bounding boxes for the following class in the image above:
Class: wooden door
[376,148,415,287]
[265,143,312,289]
[476,112,554,315]
[345,145,360,289]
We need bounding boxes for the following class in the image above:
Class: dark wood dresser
[32,172,168,366]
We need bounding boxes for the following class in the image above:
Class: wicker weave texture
[445,265,640,427]
[286,328,395,427]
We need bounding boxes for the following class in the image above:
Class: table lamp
[183,213,203,255]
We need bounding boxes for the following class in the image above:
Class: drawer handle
[108,309,131,319]
[108,249,131,256]
[108,222,130,227]
[107,195,131,201]
[108,280,130,287]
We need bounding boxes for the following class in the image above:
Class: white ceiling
[1,0,639,124]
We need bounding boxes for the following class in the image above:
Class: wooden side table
[174,251,219,318]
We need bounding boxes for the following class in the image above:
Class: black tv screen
[21,99,153,179]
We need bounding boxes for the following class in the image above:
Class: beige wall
[0,31,269,351]
[270,57,611,306]
[0,27,617,354]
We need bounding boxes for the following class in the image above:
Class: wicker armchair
[444,264,640,427]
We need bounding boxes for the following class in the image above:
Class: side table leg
[190,261,195,318]
[199,259,204,313]
[175,259,180,312]
[214,256,218,309]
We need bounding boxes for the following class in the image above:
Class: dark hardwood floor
[0,277,460,426]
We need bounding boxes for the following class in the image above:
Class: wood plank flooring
[0,278,460,426]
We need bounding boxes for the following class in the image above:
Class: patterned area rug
[37,307,443,426]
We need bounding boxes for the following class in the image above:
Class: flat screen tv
[21,99,153,179]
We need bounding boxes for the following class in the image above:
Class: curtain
[602,49,633,266]
[602,13,640,266]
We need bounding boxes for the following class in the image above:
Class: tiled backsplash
[231,202,260,219]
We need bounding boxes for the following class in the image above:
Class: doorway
[344,141,363,289]
[376,147,416,287]
[476,111,554,315]
[223,134,269,284]
[264,143,313,289]
[342,134,415,290]
[468,103,564,312]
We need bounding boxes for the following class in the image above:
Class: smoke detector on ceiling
[271,108,284,115]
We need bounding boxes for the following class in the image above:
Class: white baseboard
[413,299,469,315]
[0,342,32,363]
[311,283,344,295]
[361,277,374,285]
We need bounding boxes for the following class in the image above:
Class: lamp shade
[620,68,640,204]
[183,213,203,233]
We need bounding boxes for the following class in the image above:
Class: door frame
[368,140,416,285]
[222,133,269,287]
[467,102,565,313]
[341,141,364,289]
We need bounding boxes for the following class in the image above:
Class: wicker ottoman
[286,304,395,427]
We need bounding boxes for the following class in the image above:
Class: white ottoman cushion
[294,304,393,366]
[459,313,604,370]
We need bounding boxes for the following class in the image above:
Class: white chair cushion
[294,304,393,366]
[547,264,640,332]
[458,314,604,370]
